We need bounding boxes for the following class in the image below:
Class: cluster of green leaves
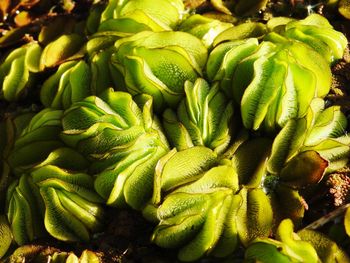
[0,0,349,262]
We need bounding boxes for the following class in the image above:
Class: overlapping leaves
[111,31,207,111]
[150,98,350,261]
[99,0,185,33]
[207,14,347,133]
[6,147,105,244]
[163,78,234,154]
[0,3,349,262]
[61,89,169,210]
[245,219,350,263]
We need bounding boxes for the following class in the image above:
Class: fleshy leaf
[236,187,273,246]
[279,151,328,188]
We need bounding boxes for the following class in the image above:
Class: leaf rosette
[7,109,64,175]
[0,42,42,101]
[151,98,350,261]
[276,14,348,64]
[267,99,350,178]
[234,99,350,225]
[245,219,350,263]
[151,147,240,261]
[6,148,105,243]
[5,174,45,245]
[207,36,333,132]
[163,78,234,154]
[0,112,36,208]
[61,89,169,210]
[179,14,233,48]
[207,14,347,133]
[151,146,273,261]
[245,219,319,263]
[99,0,184,34]
[40,60,92,110]
[0,32,86,102]
[111,31,208,111]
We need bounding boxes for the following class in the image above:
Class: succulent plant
[262,99,349,224]
[0,1,349,261]
[6,174,46,245]
[151,146,244,261]
[35,168,105,242]
[110,31,208,111]
[85,34,121,95]
[244,218,350,263]
[178,14,233,48]
[99,0,185,33]
[207,14,347,133]
[150,146,275,260]
[208,35,339,132]
[0,31,86,103]
[152,146,273,261]
[162,78,234,154]
[150,97,350,261]
[7,108,64,175]
[245,219,318,263]
[61,89,169,210]
[6,147,105,243]
[39,34,85,69]
[267,98,350,175]
[298,228,350,262]
[40,60,92,109]
[274,14,348,64]
[0,111,37,208]
[0,42,42,101]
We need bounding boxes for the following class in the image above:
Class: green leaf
[40,187,89,242]
[163,109,194,151]
[276,219,319,263]
[298,228,350,262]
[236,188,273,246]
[280,151,328,188]
[156,146,217,193]
[153,164,239,261]
[269,184,304,226]
[115,0,184,29]
[0,215,12,259]
[231,138,271,187]
[213,22,267,46]
[40,34,84,68]
[24,42,43,73]
[245,242,292,263]
[2,56,30,102]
